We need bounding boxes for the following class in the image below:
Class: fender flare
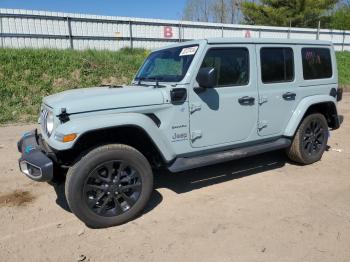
[284,95,337,137]
[47,113,176,162]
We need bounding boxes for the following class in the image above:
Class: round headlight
[46,111,54,136]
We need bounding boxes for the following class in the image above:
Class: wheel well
[56,126,165,168]
[303,102,338,128]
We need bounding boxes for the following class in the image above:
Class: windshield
[135,45,199,82]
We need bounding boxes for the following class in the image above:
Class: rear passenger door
[256,45,298,137]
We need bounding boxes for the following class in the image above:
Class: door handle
[282,92,296,100]
[238,96,255,105]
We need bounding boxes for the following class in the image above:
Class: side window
[302,48,332,80]
[260,47,294,83]
[200,48,249,87]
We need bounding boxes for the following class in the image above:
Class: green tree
[330,6,350,30]
[241,0,339,28]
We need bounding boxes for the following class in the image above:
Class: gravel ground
[0,95,349,262]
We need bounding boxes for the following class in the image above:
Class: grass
[0,48,349,124]
[0,48,148,124]
[336,51,350,91]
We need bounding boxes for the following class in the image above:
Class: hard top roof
[205,37,332,45]
[153,37,332,52]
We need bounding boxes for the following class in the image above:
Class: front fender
[47,113,175,161]
[284,95,337,137]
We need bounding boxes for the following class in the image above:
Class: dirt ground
[0,95,349,262]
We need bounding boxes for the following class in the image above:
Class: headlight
[40,107,55,137]
[46,111,54,136]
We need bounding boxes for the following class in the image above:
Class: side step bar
[168,138,291,173]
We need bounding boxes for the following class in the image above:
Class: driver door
[189,44,258,148]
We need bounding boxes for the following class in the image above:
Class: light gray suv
[18,38,343,228]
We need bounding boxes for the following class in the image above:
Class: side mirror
[196,67,217,89]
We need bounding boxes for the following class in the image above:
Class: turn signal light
[63,133,77,142]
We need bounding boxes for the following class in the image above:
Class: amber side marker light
[63,133,77,142]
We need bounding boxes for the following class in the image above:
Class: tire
[65,144,153,228]
[286,113,328,165]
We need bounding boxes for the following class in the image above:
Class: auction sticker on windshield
[179,46,199,56]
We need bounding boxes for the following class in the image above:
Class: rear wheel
[65,144,153,228]
[286,113,328,165]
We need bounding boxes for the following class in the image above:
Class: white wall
[1,8,349,51]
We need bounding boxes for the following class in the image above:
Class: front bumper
[17,130,53,182]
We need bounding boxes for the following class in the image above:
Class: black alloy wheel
[286,113,329,165]
[65,144,153,228]
[301,118,326,156]
[83,160,142,217]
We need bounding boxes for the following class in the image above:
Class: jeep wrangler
[18,38,343,228]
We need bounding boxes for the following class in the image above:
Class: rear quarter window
[301,48,332,80]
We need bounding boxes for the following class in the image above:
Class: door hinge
[190,103,201,114]
[191,130,202,141]
[258,120,268,130]
[259,96,268,105]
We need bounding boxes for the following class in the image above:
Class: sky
[0,0,187,20]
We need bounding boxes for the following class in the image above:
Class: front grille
[40,108,49,136]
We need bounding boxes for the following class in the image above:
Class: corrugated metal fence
[0,8,349,51]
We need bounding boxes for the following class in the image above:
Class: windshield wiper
[137,77,147,86]
[100,84,123,88]
[135,77,153,87]
[142,77,166,88]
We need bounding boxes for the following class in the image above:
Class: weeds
[0,48,148,123]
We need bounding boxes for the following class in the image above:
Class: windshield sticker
[179,46,198,56]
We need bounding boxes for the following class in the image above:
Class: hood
[43,86,165,114]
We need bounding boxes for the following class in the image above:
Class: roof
[205,37,332,46]
[153,37,332,52]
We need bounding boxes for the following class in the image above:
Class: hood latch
[58,108,70,123]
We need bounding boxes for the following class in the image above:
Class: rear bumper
[338,115,344,127]
[337,87,343,102]
[17,130,53,182]
[332,114,343,130]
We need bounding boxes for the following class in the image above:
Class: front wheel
[65,144,153,228]
[286,113,329,165]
